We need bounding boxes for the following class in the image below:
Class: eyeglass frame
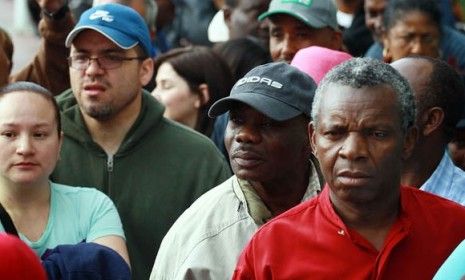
[67,54,147,70]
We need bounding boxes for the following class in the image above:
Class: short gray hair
[311,58,415,133]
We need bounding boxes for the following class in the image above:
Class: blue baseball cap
[65,3,155,57]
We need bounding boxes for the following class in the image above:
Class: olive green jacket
[52,90,231,280]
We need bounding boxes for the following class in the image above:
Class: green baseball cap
[258,0,338,30]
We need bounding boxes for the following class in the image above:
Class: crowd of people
[0,0,465,279]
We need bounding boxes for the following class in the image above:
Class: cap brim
[208,92,302,121]
[457,119,465,128]
[258,10,328,29]
[65,25,138,50]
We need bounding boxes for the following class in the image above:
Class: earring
[382,47,392,63]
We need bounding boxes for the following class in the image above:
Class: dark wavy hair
[383,0,441,31]
[154,46,233,136]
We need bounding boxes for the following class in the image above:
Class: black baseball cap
[208,62,317,121]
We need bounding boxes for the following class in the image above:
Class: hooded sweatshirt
[51,90,231,280]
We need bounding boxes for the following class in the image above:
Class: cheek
[159,89,191,107]
[224,126,235,156]
[314,138,338,174]
[269,38,280,60]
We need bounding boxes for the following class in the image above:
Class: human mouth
[337,170,372,186]
[83,84,106,96]
[13,162,38,169]
[231,150,264,168]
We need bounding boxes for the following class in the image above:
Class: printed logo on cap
[235,76,283,89]
[282,0,313,6]
[89,10,114,22]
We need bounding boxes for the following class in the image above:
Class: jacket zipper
[107,154,114,172]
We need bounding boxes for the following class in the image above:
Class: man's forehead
[268,14,309,28]
[365,0,386,9]
[321,83,396,104]
[237,0,269,10]
[70,30,129,52]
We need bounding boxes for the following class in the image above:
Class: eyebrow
[0,122,53,128]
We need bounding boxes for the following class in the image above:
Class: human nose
[16,135,34,155]
[338,133,368,161]
[84,57,105,75]
[280,36,296,62]
[234,124,261,144]
[409,38,426,55]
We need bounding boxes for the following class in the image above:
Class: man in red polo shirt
[233,58,465,279]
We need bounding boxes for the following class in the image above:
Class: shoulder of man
[151,177,239,279]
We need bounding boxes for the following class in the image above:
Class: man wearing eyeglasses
[50,4,231,280]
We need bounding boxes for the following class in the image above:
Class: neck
[0,178,51,241]
[402,141,445,187]
[82,94,142,155]
[181,111,199,131]
[330,188,400,250]
[251,165,310,217]
[0,178,50,211]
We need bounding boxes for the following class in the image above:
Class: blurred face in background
[152,62,201,129]
[0,29,13,87]
[365,0,387,41]
[382,10,440,62]
[449,128,465,171]
[268,14,340,63]
[224,0,271,46]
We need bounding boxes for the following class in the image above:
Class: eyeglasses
[67,54,145,70]
[391,33,439,48]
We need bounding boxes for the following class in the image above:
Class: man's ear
[140,57,154,87]
[402,126,418,160]
[420,107,444,136]
[194,83,210,109]
[223,6,232,29]
[308,121,317,155]
[381,33,393,63]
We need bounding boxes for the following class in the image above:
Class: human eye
[368,129,389,139]
[269,27,283,39]
[295,28,311,38]
[72,54,88,63]
[159,82,173,90]
[33,131,48,139]
[104,54,125,62]
[260,118,278,129]
[323,126,345,139]
[99,54,124,66]
[1,130,16,138]
[323,128,342,139]
[229,112,244,125]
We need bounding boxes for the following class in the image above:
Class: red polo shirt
[233,186,465,280]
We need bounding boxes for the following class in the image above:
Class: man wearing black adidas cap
[259,0,343,63]
[151,62,323,279]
